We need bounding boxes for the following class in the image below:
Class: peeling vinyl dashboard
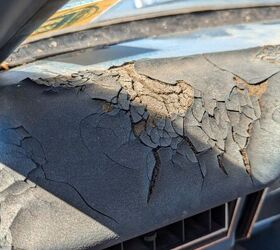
[1,45,280,249]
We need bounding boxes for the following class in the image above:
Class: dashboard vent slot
[106,200,238,250]
[236,189,267,240]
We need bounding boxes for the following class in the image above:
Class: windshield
[2,0,280,69]
[27,0,280,43]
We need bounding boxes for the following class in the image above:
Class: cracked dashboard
[1,45,280,249]
[1,1,280,250]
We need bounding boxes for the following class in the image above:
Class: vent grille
[236,189,267,240]
[106,201,237,250]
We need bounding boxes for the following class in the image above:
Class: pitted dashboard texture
[1,46,280,249]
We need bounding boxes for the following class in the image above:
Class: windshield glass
[28,0,280,43]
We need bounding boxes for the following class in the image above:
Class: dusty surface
[1,45,280,249]
[256,45,280,64]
